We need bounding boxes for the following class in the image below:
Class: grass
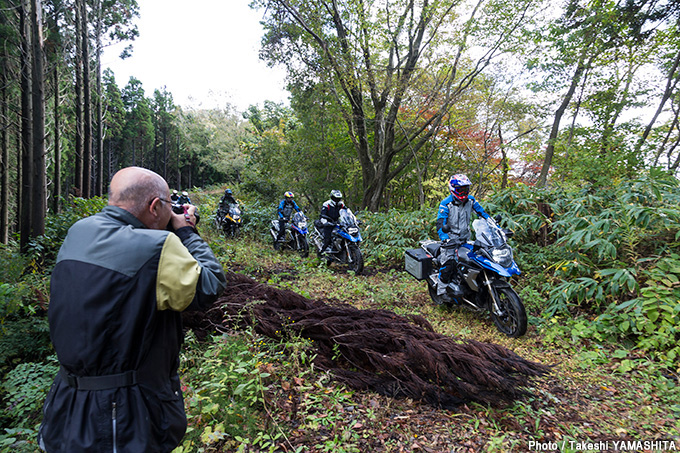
[176,225,680,452]
[2,212,678,452]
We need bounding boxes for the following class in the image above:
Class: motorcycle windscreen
[472,219,505,247]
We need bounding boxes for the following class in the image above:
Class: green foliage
[178,335,267,450]
[177,329,308,453]
[22,196,108,273]
[0,359,58,429]
[0,246,34,322]
[239,199,278,240]
[575,254,680,368]
[359,208,436,266]
[0,319,52,372]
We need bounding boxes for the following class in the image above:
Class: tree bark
[74,0,83,195]
[19,0,33,252]
[536,52,591,188]
[635,50,680,155]
[31,0,46,238]
[94,0,104,196]
[53,59,61,213]
[0,57,9,244]
[80,0,92,198]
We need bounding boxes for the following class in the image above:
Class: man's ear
[148,198,161,215]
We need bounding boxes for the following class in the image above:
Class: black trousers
[322,225,334,250]
[276,219,287,240]
[439,244,461,283]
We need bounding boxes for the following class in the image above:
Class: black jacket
[320,199,345,223]
[38,206,226,452]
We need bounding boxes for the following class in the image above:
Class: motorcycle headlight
[232,215,240,220]
[299,221,307,229]
[348,227,359,235]
[492,247,513,267]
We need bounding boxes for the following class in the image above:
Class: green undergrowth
[1,173,680,451]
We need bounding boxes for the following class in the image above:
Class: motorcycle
[310,208,364,274]
[214,203,242,238]
[270,211,310,257]
[404,217,527,337]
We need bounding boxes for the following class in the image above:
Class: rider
[219,189,238,211]
[170,189,179,203]
[275,191,302,248]
[178,191,191,205]
[436,174,490,295]
[319,189,345,255]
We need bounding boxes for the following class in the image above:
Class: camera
[172,202,201,225]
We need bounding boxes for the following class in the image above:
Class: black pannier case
[404,248,432,280]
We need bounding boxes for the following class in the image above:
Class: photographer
[38,167,227,452]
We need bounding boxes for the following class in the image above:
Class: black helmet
[330,189,343,203]
[224,189,233,196]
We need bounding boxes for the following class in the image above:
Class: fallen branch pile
[183,272,551,409]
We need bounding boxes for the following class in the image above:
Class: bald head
[109,167,169,218]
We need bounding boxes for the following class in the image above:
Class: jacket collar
[101,205,147,229]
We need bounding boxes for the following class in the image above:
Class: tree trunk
[95,16,103,196]
[499,125,508,189]
[31,0,46,238]
[653,103,680,167]
[80,0,92,198]
[74,0,83,196]
[636,51,680,155]
[52,59,60,213]
[19,0,33,252]
[0,57,9,244]
[536,52,591,188]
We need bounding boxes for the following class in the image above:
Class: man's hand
[171,204,197,230]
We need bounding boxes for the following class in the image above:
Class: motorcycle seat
[424,242,441,257]
[458,244,473,262]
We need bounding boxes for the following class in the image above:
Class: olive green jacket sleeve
[156,227,227,312]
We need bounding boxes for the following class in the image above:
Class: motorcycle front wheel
[296,234,309,258]
[347,244,364,274]
[225,223,240,239]
[488,284,527,338]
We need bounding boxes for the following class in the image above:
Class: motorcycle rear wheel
[427,283,451,306]
[488,284,527,338]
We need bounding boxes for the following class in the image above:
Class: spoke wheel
[488,284,527,338]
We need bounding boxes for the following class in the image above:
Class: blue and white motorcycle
[405,217,527,337]
[270,211,310,257]
[311,208,364,274]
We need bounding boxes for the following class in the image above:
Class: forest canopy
[1,0,679,246]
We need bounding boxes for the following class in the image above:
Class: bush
[0,358,58,429]
[358,208,436,267]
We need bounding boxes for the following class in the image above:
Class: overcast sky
[101,0,289,112]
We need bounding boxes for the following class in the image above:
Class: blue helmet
[448,174,471,201]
